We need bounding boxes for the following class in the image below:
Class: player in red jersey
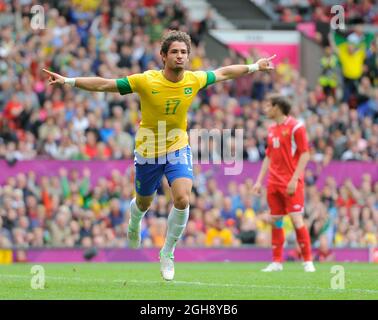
[252,94,315,272]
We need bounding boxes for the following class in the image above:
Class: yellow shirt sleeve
[116,73,146,95]
[193,70,216,89]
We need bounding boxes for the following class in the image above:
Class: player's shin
[295,225,312,262]
[161,205,190,256]
[272,220,285,263]
[129,198,148,230]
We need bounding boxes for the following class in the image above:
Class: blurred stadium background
[0,0,378,269]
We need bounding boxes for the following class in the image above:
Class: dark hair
[270,95,291,116]
[160,30,191,56]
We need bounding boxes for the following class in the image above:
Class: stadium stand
[0,0,377,252]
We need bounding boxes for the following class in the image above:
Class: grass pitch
[0,262,377,300]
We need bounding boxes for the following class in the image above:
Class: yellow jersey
[116,70,216,158]
[205,228,233,247]
[338,43,366,80]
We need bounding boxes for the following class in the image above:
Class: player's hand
[42,69,65,85]
[287,178,298,196]
[256,55,276,71]
[252,182,262,195]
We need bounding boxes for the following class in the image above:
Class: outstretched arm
[42,69,119,92]
[213,55,276,82]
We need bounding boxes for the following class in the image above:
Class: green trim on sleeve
[116,77,133,95]
[204,71,216,88]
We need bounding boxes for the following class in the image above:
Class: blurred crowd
[0,1,377,164]
[275,0,378,25]
[0,0,378,253]
[0,0,377,163]
[0,166,377,255]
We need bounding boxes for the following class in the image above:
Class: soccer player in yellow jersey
[43,30,275,281]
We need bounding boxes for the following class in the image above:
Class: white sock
[129,198,148,230]
[161,205,190,256]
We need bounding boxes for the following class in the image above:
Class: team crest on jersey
[282,129,289,136]
[184,87,192,95]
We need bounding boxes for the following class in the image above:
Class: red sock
[272,227,285,263]
[295,226,312,262]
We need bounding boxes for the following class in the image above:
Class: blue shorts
[134,145,194,196]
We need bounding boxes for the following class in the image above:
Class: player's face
[263,99,277,119]
[163,41,189,72]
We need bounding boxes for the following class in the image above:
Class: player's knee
[173,195,189,210]
[136,198,151,212]
[291,215,304,229]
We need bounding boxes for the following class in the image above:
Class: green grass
[0,262,377,300]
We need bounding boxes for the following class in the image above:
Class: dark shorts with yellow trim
[134,145,193,196]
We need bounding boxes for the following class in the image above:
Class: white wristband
[64,77,76,86]
[247,63,259,73]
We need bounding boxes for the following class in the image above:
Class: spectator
[330,31,367,104]
[314,234,335,262]
[238,216,257,245]
[205,214,234,247]
[318,46,338,97]
[50,209,71,247]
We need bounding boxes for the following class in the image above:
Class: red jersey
[266,116,309,187]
